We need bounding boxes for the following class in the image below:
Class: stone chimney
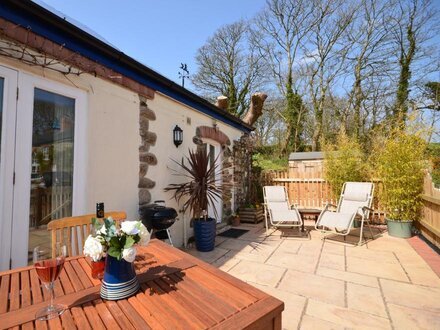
[215,95,229,111]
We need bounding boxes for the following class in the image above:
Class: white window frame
[0,65,18,270]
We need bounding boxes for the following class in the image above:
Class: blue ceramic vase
[100,255,139,300]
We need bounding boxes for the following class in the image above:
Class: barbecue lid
[139,201,178,220]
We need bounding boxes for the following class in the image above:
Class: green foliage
[373,129,426,221]
[253,153,287,171]
[427,143,440,187]
[323,129,367,197]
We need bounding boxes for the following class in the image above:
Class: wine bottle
[96,202,105,219]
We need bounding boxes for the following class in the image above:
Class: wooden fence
[420,174,440,248]
[261,171,386,223]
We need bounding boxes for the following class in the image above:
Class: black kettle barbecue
[139,200,178,245]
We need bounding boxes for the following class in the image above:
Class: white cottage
[0,0,254,270]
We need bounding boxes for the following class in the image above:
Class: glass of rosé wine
[33,243,67,320]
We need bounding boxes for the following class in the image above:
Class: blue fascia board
[0,2,252,133]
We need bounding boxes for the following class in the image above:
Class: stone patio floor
[186,222,440,330]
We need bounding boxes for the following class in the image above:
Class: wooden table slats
[0,239,283,329]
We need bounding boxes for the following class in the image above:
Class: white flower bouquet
[84,217,151,263]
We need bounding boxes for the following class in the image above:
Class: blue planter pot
[194,218,216,252]
[100,255,139,300]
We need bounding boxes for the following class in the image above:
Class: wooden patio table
[0,239,284,330]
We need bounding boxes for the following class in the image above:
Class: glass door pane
[28,88,75,262]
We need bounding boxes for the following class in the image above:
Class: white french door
[0,68,87,270]
[0,65,18,270]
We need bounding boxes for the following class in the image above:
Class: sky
[37,0,268,91]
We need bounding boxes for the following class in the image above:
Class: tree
[302,0,356,151]
[192,21,265,117]
[390,0,437,126]
[418,81,440,142]
[323,128,367,197]
[252,0,315,153]
[422,81,440,111]
[345,0,395,140]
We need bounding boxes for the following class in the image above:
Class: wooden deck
[0,239,283,329]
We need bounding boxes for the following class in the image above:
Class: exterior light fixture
[173,125,183,147]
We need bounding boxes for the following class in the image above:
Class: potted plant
[230,210,240,227]
[165,148,222,251]
[83,217,151,300]
[374,129,426,238]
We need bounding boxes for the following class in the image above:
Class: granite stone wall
[138,96,157,207]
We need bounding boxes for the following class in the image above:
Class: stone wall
[138,96,157,207]
[233,134,254,208]
[193,125,234,220]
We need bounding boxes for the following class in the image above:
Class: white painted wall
[1,54,244,249]
[0,56,140,221]
[148,93,243,247]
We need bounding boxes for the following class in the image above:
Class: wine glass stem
[48,282,55,309]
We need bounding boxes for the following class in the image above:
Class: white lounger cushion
[270,209,301,223]
[267,201,290,211]
[263,186,303,230]
[264,186,287,202]
[319,212,355,231]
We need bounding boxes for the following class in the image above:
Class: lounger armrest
[290,203,299,209]
[362,206,374,213]
[323,203,337,211]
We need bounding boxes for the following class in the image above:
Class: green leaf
[92,218,102,231]
[124,236,135,249]
[107,246,122,259]
[110,236,121,249]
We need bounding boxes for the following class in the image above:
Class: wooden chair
[47,211,126,256]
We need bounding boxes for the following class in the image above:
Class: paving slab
[185,223,440,329]
[319,253,345,271]
[380,278,440,313]
[227,259,285,287]
[278,270,345,306]
[266,251,319,273]
[366,235,414,253]
[345,247,398,264]
[346,256,409,282]
[297,241,323,257]
[388,303,440,330]
[185,247,228,264]
[395,249,431,268]
[276,239,302,254]
[322,242,345,256]
[210,255,241,272]
[306,299,391,329]
[403,265,440,287]
[316,267,379,288]
[252,283,306,330]
[300,315,345,330]
[217,238,259,252]
[224,249,269,263]
[346,282,387,318]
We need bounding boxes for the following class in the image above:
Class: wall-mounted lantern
[173,125,183,147]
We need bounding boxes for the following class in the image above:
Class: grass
[253,153,287,171]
